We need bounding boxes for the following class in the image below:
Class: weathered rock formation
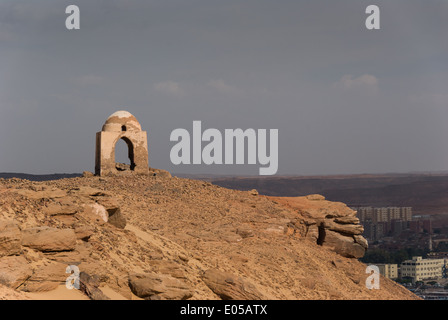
[202,269,266,300]
[269,194,368,259]
[0,220,22,257]
[0,256,32,289]
[0,183,131,297]
[129,273,193,300]
[22,227,77,252]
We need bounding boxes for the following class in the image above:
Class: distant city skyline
[1,0,448,175]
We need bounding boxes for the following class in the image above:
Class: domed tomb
[95,111,149,176]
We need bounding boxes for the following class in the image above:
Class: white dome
[102,110,142,132]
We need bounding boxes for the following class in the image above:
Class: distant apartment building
[409,216,432,234]
[353,206,413,241]
[363,221,385,241]
[374,207,389,223]
[354,207,412,223]
[400,207,412,221]
[356,207,374,222]
[400,256,445,282]
[391,220,408,236]
[377,263,398,279]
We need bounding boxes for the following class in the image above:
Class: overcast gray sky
[1,0,447,175]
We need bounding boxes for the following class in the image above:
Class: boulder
[79,272,110,300]
[129,273,193,300]
[44,242,91,265]
[249,189,259,196]
[42,203,79,216]
[0,220,22,257]
[324,220,364,235]
[22,261,67,292]
[22,227,76,252]
[16,188,66,200]
[79,203,108,224]
[321,230,365,259]
[77,261,110,283]
[304,224,319,242]
[96,198,119,210]
[82,171,94,178]
[74,224,94,241]
[106,207,126,229]
[354,235,369,249]
[278,196,357,220]
[147,260,186,279]
[202,268,265,300]
[236,227,254,239]
[334,216,360,224]
[149,168,172,179]
[0,256,32,289]
[268,195,367,259]
[94,198,126,228]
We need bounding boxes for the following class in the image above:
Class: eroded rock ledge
[268,194,368,259]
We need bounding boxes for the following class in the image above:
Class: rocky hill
[0,173,418,300]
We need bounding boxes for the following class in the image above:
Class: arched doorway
[95,110,149,176]
[115,137,136,171]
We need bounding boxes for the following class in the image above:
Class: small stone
[82,171,94,178]
[249,189,258,196]
[236,228,254,238]
[74,224,94,241]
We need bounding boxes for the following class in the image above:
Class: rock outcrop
[22,260,68,292]
[0,220,22,257]
[129,273,193,300]
[79,272,110,300]
[0,183,130,296]
[202,269,266,300]
[0,256,32,289]
[269,194,368,258]
[22,227,77,252]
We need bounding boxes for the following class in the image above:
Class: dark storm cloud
[0,0,447,175]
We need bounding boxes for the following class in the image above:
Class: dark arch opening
[115,137,136,171]
[317,223,326,246]
[121,125,127,131]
